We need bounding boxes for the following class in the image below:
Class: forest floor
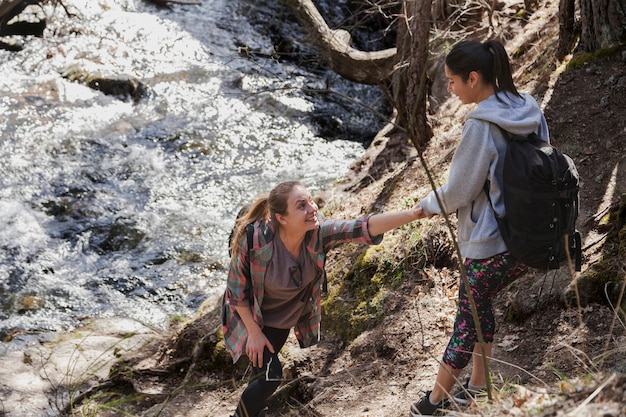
[2,0,624,416]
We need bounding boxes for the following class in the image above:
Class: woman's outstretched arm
[367,206,426,237]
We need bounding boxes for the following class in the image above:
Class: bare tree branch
[283,0,397,85]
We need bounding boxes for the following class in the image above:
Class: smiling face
[276,185,319,233]
[445,64,476,104]
[444,64,494,105]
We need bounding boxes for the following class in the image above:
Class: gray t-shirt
[262,236,317,329]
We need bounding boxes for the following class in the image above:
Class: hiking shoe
[451,380,486,405]
[409,391,451,416]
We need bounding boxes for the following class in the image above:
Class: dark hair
[229,181,302,257]
[445,39,521,100]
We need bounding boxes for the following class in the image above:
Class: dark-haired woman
[409,39,546,416]
[222,181,423,417]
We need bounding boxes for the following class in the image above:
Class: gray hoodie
[420,92,549,259]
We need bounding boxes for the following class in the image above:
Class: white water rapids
[0,0,387,336]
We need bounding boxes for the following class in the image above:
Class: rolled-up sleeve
[320,215,384,251]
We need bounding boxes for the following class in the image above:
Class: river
[0,0,387,338]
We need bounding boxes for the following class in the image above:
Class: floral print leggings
[442,252,528,370]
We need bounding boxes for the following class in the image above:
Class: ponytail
[445,39,521,101]
[229,196,269,258]
[483,39,520,99]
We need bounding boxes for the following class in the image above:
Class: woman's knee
[443,348,472,370]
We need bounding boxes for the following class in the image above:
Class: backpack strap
[483,124,510,211]
[246,223,254,252]
[243,223,254,282]
[483,124,536,210]
[242,221,275,278]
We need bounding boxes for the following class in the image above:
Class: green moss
[566,44,626,70]
[169,315,188,325]
[109,365,136,380]
[565,193,626,314]
[568,262,615,306]
[322,243,412,343]
[512,43,529,59]
[211,340,232,366]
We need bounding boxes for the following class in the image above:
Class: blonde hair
[229,181,302,257]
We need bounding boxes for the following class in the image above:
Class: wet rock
[0,0,47,51]
[62,67,150,104]
[19,295,45,313]
[88,218,147,253]
[86,76,149,104]
[0,318,155,417]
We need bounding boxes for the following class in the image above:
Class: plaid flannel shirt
[221,215,383,362]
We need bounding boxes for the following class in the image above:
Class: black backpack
[486,127,582,271]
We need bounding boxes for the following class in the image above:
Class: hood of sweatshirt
[465,92,550,141]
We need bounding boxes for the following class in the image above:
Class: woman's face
[444,64,479,105]
[280,185,319,233]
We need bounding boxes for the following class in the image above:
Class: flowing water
[0,0,386,337]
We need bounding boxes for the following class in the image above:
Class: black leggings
[235,326,290,417]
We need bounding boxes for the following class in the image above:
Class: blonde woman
[222,180,423,417]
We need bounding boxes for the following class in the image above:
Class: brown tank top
[261,236,317,329]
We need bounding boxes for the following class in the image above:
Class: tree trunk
[557,0,576,58]
[578,0,626,52]
[431,0,453,23]
[283,0,433,142]
[392,0,434,150]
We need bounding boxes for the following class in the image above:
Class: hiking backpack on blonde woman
[486,126,582,271]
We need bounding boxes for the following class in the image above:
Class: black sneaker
[409,391,451,416]
[451,380,486,405]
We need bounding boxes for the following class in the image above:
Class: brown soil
[77,1,626,417]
